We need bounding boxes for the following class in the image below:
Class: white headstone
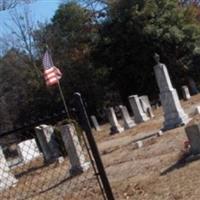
[139,95,154,118]
[185,120,200,154]
[128,95,149,123]
[182,85,191,100]
[119,105,135,129]
[60,124,90,176]
[90,115,101,131]
[136,141,143,148]
[147,107,154,118]
[0,147,17,191]
[154,58,189,130]
[35,125,60,162]
[195,106,200,115]
[18,139,41,163]
[157,130,163,136]
[107,107,124,134]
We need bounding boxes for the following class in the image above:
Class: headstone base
[163,116,190,131]
[137,114,149,123]
[147,107,155,118]
[70,161,90,176]
[195,106,200,115]
[160,89,189,130]
[110,126,124,135]
[124,121,135,129]
[96,127,101,131]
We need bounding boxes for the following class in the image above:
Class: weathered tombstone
[195,106,200,115]
[107,107,124,134]
[60,124,90,176]
[188,77,199,95]
[185,116,200,154]
[136,141,143,148]
[18,139,41,163]
[182,85,191,100]
[90,115,101,131]
[157,130,163,137]
[139,95,155,118]
[147,108,154,118]
[35,125,60,162]
[4,145,23,168]
[139,95,150,111]
[42,125,60,157]
[153,53,189,130]
[128,95,149,123]
[0,146,17,191]
[119,105,135,129]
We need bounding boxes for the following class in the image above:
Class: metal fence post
[73,92,115,200]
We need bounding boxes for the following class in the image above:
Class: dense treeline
[1,0,200,132]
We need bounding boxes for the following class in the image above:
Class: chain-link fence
[0,121,108,200]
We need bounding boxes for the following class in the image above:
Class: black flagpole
[57,80,70,118]
[45,45,70,119]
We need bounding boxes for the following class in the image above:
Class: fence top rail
[0,111,68,138]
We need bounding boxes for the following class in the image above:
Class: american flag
[42,50,62,86]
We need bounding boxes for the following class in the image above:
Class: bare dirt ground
[2,94,200,200]
[93,94,200,200]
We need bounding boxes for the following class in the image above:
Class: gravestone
[195,106,200,115]
[182,85,191,100]
[18,139,41,163]
[147,108,154,118]
[4,145,23,168]
[119,105,135,129]
[35,125,60,162]
[188,77,199,95]
[157,130,163,136]
[185,116,200,154]
[153,53,189,130]
[136,141,143,148]
[90,115,101,131]
[0,146,17,191]
[60,124,90,176]
[107,107,124,134]
[128,95,149,123]
[139,95,154,118]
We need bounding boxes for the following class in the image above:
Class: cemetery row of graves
[1,58,200,200]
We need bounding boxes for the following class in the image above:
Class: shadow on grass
[37,173,73,194]
[160,153,200,176]
[15,164,46,178]
[15,158,64,179]
[24,173,75,200]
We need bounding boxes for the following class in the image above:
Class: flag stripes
[44,66,62,86]
[42,50,62,86]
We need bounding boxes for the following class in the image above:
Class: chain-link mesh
[0,125,105,200]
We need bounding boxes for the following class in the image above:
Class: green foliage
[0,48,65,132]
[0,49,40,131]
[92,0,200,100]
[34,1,109,115]
[2,0,200,131]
